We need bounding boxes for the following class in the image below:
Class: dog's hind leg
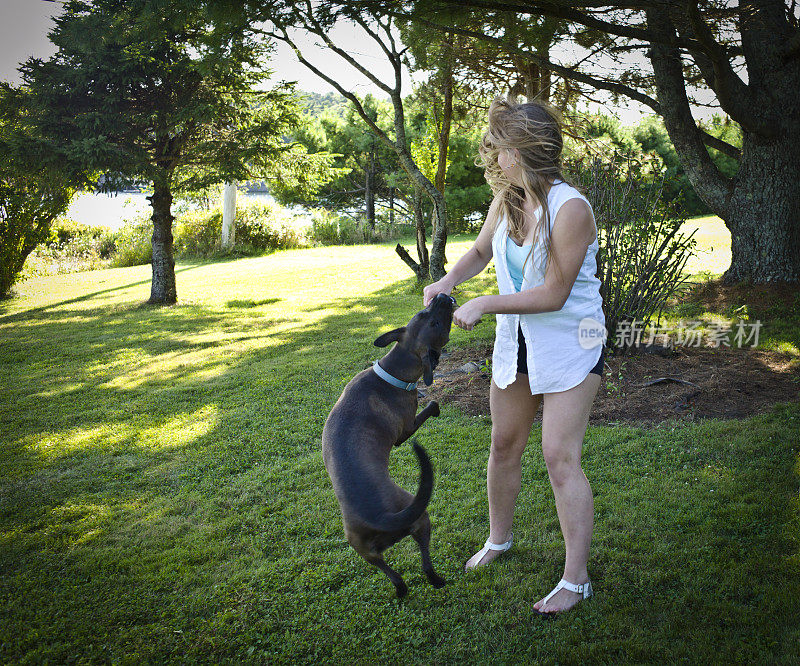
[363,554,408,598]
[411,513,446,589]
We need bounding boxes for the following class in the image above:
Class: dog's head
[373,293,456,386]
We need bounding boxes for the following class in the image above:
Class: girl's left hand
[453,297,486,331]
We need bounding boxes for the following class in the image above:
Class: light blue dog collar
[372,360,417,391]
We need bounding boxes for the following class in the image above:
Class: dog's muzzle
[432,293,457,308]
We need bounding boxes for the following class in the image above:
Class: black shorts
[516,324,605,377]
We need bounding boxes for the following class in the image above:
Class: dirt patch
[424,341,800,426]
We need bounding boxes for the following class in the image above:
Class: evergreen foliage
[1,0,339,303]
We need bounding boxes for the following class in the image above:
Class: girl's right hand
[423,278,453,307]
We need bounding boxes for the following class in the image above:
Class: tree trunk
[395,186,430,281]
[221,181,237,248]
[431,40,453,279]
[365,141,375,227]
[394,148,447,280]
[537,45,551,103]
[647,4,800,284]
[720,6,800,284]
[524,61,540,101]
[723,133,800,283]
[395,244,429,281]
[435,36,453,195]
[415,189,429,270]
[148,184,177,305]
[389,186,395,225]
[429,198,448,280]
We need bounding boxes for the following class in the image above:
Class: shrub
[308,208,412,245]
[173,200,306,257]
[47,218,117,258]
[0,175,71,297]
[566,153,698,354]
[110,215,153,267]
[173,208,222,257]
[24,218,117,276]
[234,202,305,252]
[16,197,418,280]
[308,208,345,244]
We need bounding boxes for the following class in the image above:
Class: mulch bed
[423,340,800,426]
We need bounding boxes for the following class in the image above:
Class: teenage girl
[423,97,606,616]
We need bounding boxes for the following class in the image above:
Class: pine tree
[5,0,333,303]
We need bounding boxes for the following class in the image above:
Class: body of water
[67,191,278,231]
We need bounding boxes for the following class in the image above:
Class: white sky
[1,0,722,127]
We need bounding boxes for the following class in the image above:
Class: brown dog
[321,293,455,597]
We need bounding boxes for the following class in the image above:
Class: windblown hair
[477,96,580,283]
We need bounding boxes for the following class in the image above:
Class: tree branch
[683,0,771,137]
[298,1,394,96]
[780,28,800,61]
[263,14,440,224]
[265,27,396,151]
[401,12,663,113]
[698,129,740,159]
[348,12,404,105]
[408,1,708,50]
[404,7,743,157]
[349,12,396,63]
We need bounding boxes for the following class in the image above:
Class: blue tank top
[506,239,532,291]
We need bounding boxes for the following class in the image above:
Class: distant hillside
[299,90,349,117]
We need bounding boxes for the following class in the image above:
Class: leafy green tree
[261,2,452,280]
[0,85,74,297]
[5,0,335,304]
[440,117,492,231]
[0,171,72,298]
[291,89,492,234]
[403,91,490,230]
[581,111,743,216]
[382,0,800,284]
[287,94,400,226]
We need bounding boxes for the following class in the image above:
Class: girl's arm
[453,199,596,329]
[423,197,499,306]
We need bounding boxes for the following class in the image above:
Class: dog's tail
[364,439,433,532]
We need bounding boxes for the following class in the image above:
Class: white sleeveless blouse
[490,180,607,394]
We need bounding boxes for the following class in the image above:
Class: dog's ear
[422,347,441,386]
[374,327,406,347]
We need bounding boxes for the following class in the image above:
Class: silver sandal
[464,533,513,570]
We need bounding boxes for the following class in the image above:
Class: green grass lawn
[679,214,733,278]
[1,234,799,663]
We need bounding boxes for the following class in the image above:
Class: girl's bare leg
[465,373,542,568]
[532,371,601,612]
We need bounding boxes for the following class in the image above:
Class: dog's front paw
[428,401,440,417]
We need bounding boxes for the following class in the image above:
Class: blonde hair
[477,96,580,284]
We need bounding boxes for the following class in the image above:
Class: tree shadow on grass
[0,272,798,663]
[0,263,205,322]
